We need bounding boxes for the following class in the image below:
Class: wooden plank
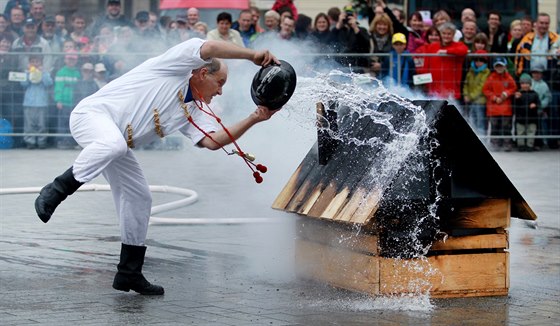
[272,145,319,210]
[430,233,509,251]
[447,198,511,229]
[295,239,380,295]
[296,218,378,255]
[379,253,508,296]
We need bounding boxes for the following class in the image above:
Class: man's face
[488,14,500,29]
[195,64,228,104]
[239,12,252,32]
[441,29,454,45]
[55,15,66,30]
[521,20,532,35]
[72,18,86,33]
[149,13,157,28]
[31,3,45,19]
[23,24,38,39]
[461,9,476,23]
[536,16,550,35]
[11,8,25,24]
[280,17,294,37]
[217,20,231,35]
[42,21,55,38]
[107,3,121,17]
[264,16,278,31]
[187,8,199,25]
[462,22,477,39]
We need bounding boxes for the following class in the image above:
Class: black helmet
[251,60,297,110]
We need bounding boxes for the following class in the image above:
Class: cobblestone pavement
[1,120,559,325]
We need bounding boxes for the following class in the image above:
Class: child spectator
[463,49,491,136]
[93,63,107,89]
[513,73,540,151]
[383,33,415,88]
[54,50,80,149]
[73,62,99,106]
[529,63,553,149]
[20,53,53,149]
[483,57,517,151]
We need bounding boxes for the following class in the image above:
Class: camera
[342,5,354,25]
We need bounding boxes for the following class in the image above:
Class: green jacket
[54,66,81,106]
[463,67,490,105]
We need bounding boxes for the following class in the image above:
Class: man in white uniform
[34,38,280,295]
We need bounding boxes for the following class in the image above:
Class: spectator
[148,11,158,31]
[326,7,340,31]
[73,62,98,106]
[278,15,295,41]
[103,26,135,80]
[392,8,405,25]
[53,50,80,149]
[508,20,523,53]
[463,49,491,136]
[483,57,517,151]
[206,12,244,47]
[0,13,18,40]
[294,14,312,40]
[12,17,52,72]
[369,13,393,78]
[9,6,25,36]
[88,0,131,37]
[482,11,508,53]
[460,8,476,26]
[272,0,298,21]
[193,22,208,38]
[422,22,468,100]
[309,13,333,53]
[40,16,62,54]
[29,0,45,32]
[473,32,489,52]
[93,63,107,89]
[406,11,425,53]
[249,6,264,33]
[232,10,257,47]
[413,26,441,76]
[90,25,114,59]
[263,10,280,32]
[520,16,533,37]
[20,52,52,149]
[383,32,415,88]
[460,21,477,52]
[67,13,88,51]
[185,7,199,30]
[516,13,558,80]
[513,73,540,151]
[3,0,29,17]
[433,10,462,41]
[376,0,408,39]
[331,5,370,73]
[278,7,294,24]
[0,32,17,134]
[54,13,67,39]
[530,63,553,149]
[549,37,560,149]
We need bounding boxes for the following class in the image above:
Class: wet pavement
[1,117,559,325]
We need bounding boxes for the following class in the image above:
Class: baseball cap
[135,11,149,22]
[24,18,36,26]
[44,16,55,24]
[392,33,407,44]
[94,63,106,72]
[82,63,94,70]
[176,15,187,23]
[530,63,545,73]
[493,57,507,67]
[107,0,121,5]
[519,73,532,84]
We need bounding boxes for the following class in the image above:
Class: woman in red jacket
[483,57,517,151]
[423,22,468,100]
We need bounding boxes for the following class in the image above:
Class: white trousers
[69,111,152,246]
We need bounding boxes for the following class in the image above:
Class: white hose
[0,184,276,225]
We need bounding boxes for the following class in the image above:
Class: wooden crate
[295,199,511,298]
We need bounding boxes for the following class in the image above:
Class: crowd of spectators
[0,0,559,151]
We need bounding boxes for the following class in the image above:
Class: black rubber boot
[34,167,83,223]
[112,243,165,295]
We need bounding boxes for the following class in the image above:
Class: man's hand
[250,105,279,122]
[253,50,280,67]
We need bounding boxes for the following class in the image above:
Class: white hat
[82,62,94,70]
[94,63,106,72]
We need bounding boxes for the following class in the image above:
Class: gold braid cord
[153,108,164,138]
[177,90,192,120]
[126,124,134,148]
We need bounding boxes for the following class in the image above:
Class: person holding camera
[331,5,371,73]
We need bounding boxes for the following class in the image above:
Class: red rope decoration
[186,86,268,183]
